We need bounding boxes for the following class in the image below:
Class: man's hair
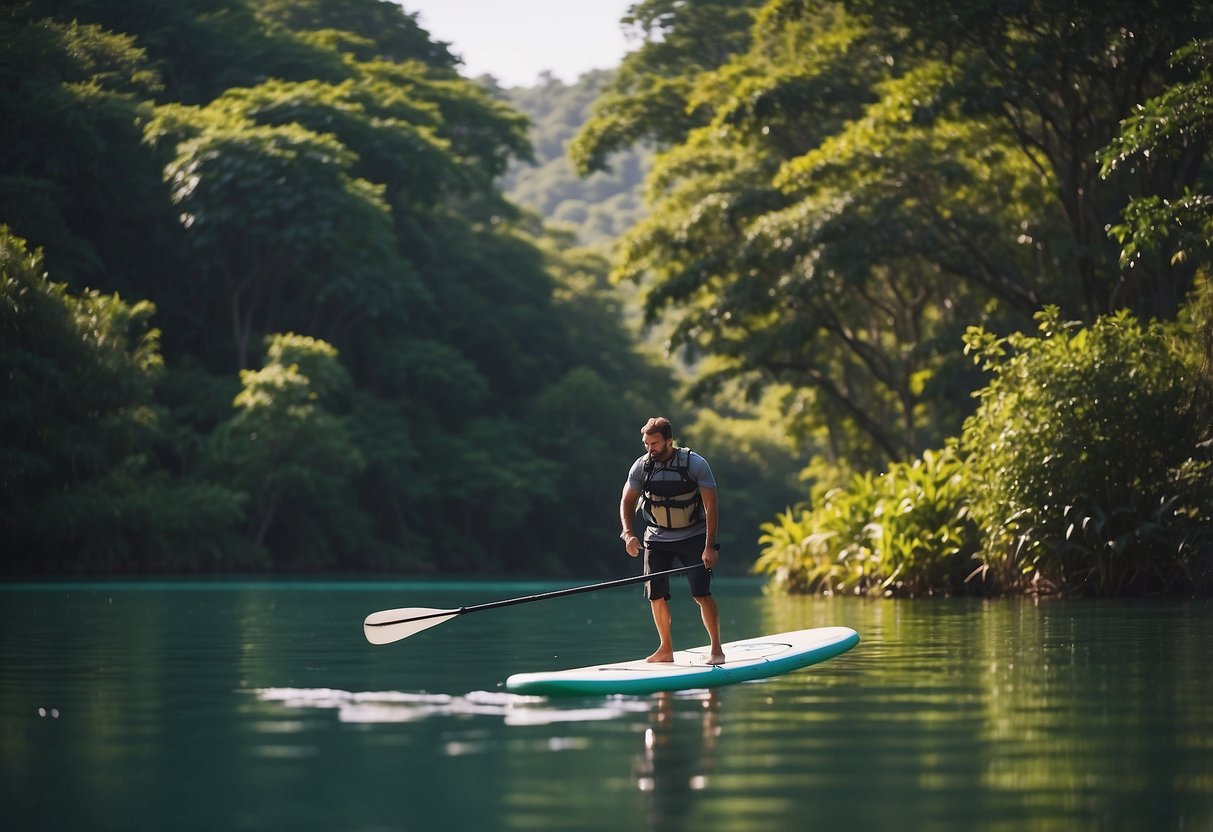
[641,416,673,440]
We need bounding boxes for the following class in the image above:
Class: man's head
[641,416,675,461]
[641,416,673,440]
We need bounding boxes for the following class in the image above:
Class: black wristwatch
[710,541,720,551]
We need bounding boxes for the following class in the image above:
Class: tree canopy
[0,0,679,575]
[574,0,1212,468]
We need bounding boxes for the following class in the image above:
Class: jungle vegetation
[0,0,802,577]
[572,0,1213,596]
[3,0,1211,596]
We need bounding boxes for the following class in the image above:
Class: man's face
[642,432,673,462]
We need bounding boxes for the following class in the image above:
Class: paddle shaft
[367,563,706,629]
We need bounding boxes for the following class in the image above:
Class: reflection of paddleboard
[505,626,860,696]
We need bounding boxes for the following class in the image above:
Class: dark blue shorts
[643,534,712,600]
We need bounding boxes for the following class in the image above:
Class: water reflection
[250,686,652,728]
[251,684,731,830]
[634,691,720,830]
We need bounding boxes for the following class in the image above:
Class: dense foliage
[0,230,254,570]
[574,0,1212,595]
[963,307,1212,596]
[756,304,1212,597]
[576,0,1211,469]
[0,0,684,575]
[755,447,978,596]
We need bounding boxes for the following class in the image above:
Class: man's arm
[700,486,719,569]
[620,485,642,557]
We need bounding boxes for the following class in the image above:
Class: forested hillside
[0,0,687,576]
[495,70,652,249]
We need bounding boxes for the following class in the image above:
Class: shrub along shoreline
[756,301,1213,598]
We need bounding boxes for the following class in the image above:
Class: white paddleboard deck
[505,626,859,696]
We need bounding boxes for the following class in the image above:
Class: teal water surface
[2,579,1211,831]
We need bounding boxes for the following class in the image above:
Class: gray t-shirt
[626,448,716,543]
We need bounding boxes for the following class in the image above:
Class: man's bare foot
[706,652,726,666]
[646,649,674,663]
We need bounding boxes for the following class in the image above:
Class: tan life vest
[638,447,704,529]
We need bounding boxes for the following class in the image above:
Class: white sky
[399,1,635,87]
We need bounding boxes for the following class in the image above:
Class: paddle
[363,564,705,645]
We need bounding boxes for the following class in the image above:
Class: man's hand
[702,545,719,570]
[624,533,641,557]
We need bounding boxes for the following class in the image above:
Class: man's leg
[644,544,676,662]
[646,598,675,662]
[693,595,725,665]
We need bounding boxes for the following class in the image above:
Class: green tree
[848,0,1212,319]
[570,0,766,175]
[145,111,412,369]
[0,16,173,291]
[18,0,350,103]
[1100,36,1213,376]
[1100,38,1213,278]
[596,2,1002,464]
[0,229,249,573]
[0,1,712,576]
[577,0,1211,469]
[210,77,463,210]
[209,333,367,569]
[253,0,461,68]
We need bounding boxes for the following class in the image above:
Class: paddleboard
[505,626,859,696]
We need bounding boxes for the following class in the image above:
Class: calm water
[2,579,1211,831]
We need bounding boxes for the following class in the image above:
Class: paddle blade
[363,607,461,645]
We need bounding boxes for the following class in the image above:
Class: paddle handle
[459,563,705,616]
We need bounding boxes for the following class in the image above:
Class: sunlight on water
[249,686,655,727]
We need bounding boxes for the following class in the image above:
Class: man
[619,416,724,665]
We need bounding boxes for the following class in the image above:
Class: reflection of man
[619,416,724,664]
[634,692,720,826]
